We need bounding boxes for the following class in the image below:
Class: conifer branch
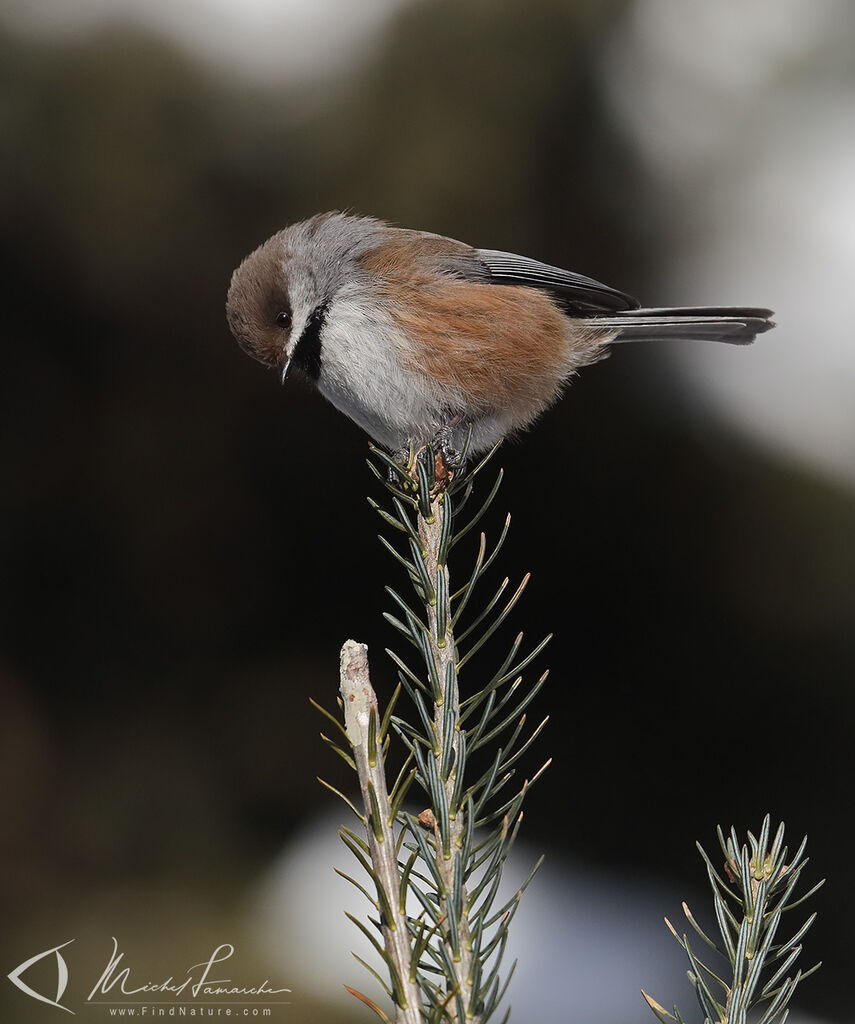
[319,441,549,1022]
[644,816,823,1024]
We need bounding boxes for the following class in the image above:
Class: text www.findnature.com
[106,1009,273,1017]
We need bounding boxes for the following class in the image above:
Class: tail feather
[585,306,775,346]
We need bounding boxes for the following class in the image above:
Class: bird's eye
[275,310,292,329]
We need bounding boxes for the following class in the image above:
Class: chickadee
[226,212,773,455]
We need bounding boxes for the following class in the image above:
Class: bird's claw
[387,443,416,486]
[385,430,461,495]
[431,426,462,494]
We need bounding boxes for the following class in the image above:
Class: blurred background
[1,0,853,1020]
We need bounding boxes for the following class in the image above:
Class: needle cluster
[643,815,823,1024]
[316,440,550,1023]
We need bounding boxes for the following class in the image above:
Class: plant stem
[419,491,478,1022]
[340,640,422,1024]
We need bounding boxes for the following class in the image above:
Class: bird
[226,211,774,458]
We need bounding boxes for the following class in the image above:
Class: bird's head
[226,230,328,382]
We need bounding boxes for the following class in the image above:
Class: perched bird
[226,212,773,456]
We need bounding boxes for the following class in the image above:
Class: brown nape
[225,234,290,368]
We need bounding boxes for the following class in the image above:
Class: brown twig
[340,640,422,1024]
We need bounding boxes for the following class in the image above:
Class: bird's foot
[384,426,463,495]
[431,425,462,494]
[387,442,417,486]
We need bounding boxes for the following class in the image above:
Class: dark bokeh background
[1,0,853,1020]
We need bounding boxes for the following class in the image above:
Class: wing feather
[476,248,639,314]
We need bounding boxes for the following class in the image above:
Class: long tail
[584,306,775,345]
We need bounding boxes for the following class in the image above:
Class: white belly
[314,290,452,450]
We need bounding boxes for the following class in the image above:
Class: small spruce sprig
[643,816,824,1024]
[315,439,550,1023]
